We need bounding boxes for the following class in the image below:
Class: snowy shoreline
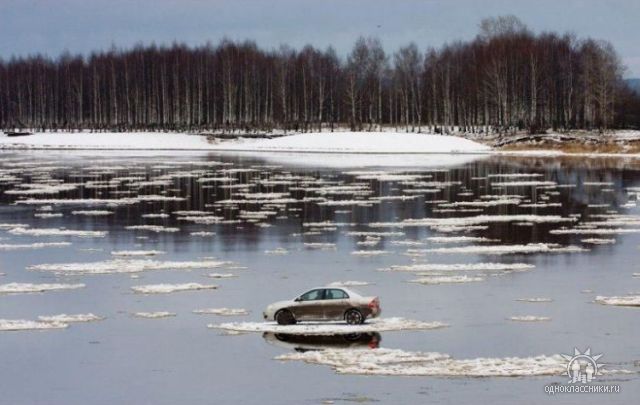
[1,131,640,158]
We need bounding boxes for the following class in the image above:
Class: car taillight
[368,298,379,309]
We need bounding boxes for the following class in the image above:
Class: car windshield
[298,289,324,301]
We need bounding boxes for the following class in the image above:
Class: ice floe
[516,298,554,303]
[509,315,551,322]
[131,282,218,294]
[110,250,165,257]
[193,308,249,316]
[385,263,535,272]
[37,313,104,323]
[0,242,71,250]
[0,282,85,294]
[0,319,69,331]
[132,311,176,319]
[595,295,640,307]
[423,243,585,255]
[28,259,228,275]
[209,317,448,335]
[8,227,107,237]
[274,348,573,377]
[409,275,485,285]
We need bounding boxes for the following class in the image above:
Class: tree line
[1,16,638,134]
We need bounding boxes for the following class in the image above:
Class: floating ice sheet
[384,263,535,272]
[8,227,106,237]
[131,282,218,294]
[132,311,176,319]
[37,313,103,323]
[209,317,448,335]
[0,282,85,294]
[509,315,551,322]
[28,259,228,275]
[274,348,589,377]
[0,319,68,331]
[193,308,249,316]
[0,242,71,250]
[595,295,640,307]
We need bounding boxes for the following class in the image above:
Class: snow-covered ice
[0,319,69,331]
[0,282,85,294]
[193,308,249,316]
[132,311,176,319]
[274,348,574,377]
[595,295,640,307]
[209,317,448,335]
[131,282,218,294]
[37,313,104,323]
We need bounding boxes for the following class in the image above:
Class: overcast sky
[1,0,638,77]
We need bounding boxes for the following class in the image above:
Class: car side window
[299,289,324,301]
[326,289,348,299]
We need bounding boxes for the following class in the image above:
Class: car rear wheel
[275,310,296,325]
[345,309,364,325]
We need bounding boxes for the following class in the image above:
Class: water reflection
[262,332,381,352]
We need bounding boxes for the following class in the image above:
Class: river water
[0,151,638,404]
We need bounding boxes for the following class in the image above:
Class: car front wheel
[275,310,296,325]
[345,309,364,325]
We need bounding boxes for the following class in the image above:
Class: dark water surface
[0,151,639,404]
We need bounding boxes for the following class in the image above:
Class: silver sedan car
[263,286,381,325]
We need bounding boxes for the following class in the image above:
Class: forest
[1,16,639,135]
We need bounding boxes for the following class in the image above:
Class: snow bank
[8,227,106,237]
[209,317,448,335]
[211,132,491,154]
[0,132,215,150]
[0,131,491,154]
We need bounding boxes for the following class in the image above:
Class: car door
[291,289,325,321]
[323,288,350,320]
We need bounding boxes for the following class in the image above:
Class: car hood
[265,300,294,311]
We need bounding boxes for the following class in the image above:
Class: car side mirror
[294,297,301,302]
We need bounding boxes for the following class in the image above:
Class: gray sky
[1,0,638,77]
